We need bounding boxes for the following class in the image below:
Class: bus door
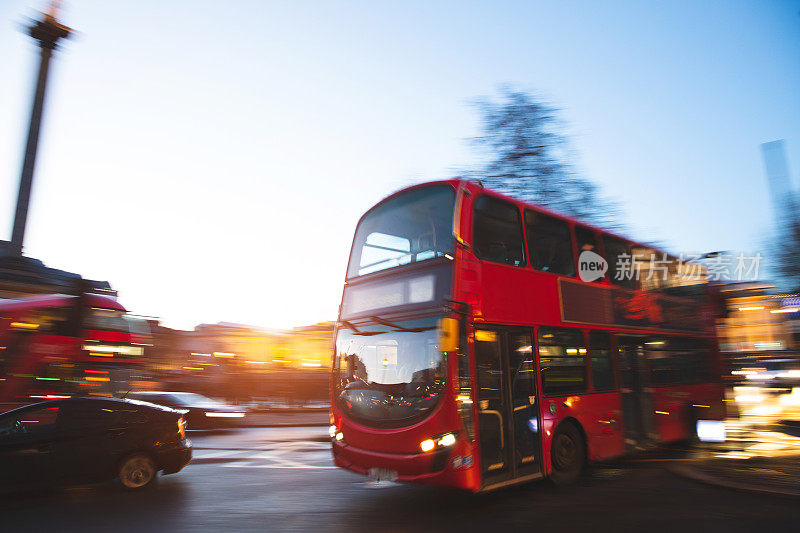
[474,327,542,488]
[617,336,655,450]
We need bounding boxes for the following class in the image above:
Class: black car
[127,392,246,429]
[0,397,191,491]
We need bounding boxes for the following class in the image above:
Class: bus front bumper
[332,439,475,490]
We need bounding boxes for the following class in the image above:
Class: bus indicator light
[438,318,459,352]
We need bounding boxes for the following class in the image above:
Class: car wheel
[118,453,158,490]
[549,422,585,486]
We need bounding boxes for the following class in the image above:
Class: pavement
[672,452,800,498]
[668,390,800,498]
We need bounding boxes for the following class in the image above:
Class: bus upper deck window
[525,210,574,276]
[347,185,455,278]
[473,196,525,267]
[575,226,605,283]
[603,236,635,289]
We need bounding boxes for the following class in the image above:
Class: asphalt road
[2,427,798,532]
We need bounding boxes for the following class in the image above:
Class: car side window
[141,395,172,407]
[119,409,149,424]
[0,413,20,437]
[0,406,60,437]
[60,403,116,430]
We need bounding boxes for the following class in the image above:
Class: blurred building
[285,322,335,369]
[0,248,115,299]
[136,320,335,403]
[717,283,799,354]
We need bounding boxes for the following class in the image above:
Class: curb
[191,457,255,465]
[248,407,329,414]
[669,464,800,498]
[244,422,329,428]
[186,422,328,431]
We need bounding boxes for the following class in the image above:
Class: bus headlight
[420,432,458,452]
[329,425,338,438]
[438,433,457,447]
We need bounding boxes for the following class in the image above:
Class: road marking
[199,445,336,469]
[194,449,259,460]
[222,463,337,469]
[353,480,398,488]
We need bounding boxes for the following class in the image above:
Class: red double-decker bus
[0,293,150,412]
[330,179,725,492]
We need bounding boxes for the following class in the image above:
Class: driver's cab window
[0,406,60,437]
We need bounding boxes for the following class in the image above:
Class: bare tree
[468,88,622,229]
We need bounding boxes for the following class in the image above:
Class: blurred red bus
[0,293,150,412]
[330,179,725,492]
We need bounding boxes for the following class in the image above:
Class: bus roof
[0,293,126,313]
[374,178,678,260]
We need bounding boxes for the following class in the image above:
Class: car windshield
[168,393,226,408]
[347,185,455,278]
[333,316,446,427]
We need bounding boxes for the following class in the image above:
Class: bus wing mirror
[438,318,459,352]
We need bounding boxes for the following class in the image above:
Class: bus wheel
[549,423,585,486]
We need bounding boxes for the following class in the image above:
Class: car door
[56,401,121,484]
[0,404,60,488]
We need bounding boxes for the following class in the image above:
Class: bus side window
[645,338,675,386]
[473,196,526,267]
[575,226,604,282]
[538,327,586,396]
[11,308,71,336]
[675,337,710,384]
[589,331,615,391]
[603,236,636,289]
[524,210,575,276]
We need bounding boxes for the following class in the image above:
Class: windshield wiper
[368,316,436,333]
[339,320,383,336]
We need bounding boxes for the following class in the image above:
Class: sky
[0,1,798,330]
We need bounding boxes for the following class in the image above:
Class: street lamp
[9,2,72,256]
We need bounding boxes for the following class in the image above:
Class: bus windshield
[84,307,150,336]
[333,317,446,427]
[347,184,455,278]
